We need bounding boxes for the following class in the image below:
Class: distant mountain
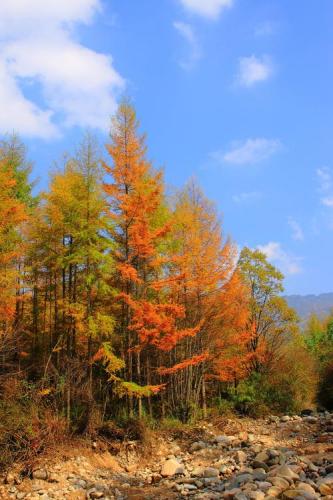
[286,293,333,321]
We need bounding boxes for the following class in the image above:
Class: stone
[255,452,269,463]
[32,469,48,481]
[202,476,220,485]
[234,493,248,500]
[270,465,299,480]
[269,477,290,490]
[203,467,219,478]
[304,416,318,424]
[252,460,269,471]
[267,486,284,497]
[283,489,318,500]
[183,483,197,490]
[89,492,104,499]
[235,473,253,484]
[281,416,291,422]
[190,441,206,453]
[235,450,247,463]
[296,483,317,495]
[319,483,333,495]
[253,469,267,481]
[248,492,265,500]
[192,466,205,477]
[215,435,234,445]
[161,459,184,477]
[223,487,242,498]
[318,476,333,487]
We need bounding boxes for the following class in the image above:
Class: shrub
[0,377,67,470]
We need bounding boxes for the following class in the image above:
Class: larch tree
[211,270,253,387]
[0,158,27,371]
[161,181,238,420]
[103,101,197,415]
[0,135,35,339]
[27,135,114,426]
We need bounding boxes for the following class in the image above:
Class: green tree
[238,247,298,373]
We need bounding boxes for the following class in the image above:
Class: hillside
[286,293,333,321]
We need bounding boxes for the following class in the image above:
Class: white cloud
[0,0,124,138]
[232,191,262,203]
[287,217,304,241]
[173,21,202,70]
[179,0,233,19]
[317,167,332,192]
[322,197,333,208]
[237,55,273,87]
[317,167,333,208]
[0,0,100,31]
[258,242,302,276]
[0,61,57,138]
[219,138,281,165]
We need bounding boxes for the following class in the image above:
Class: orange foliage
[103,100,202,373]
[0,161,26,321]
[158,352,209,375]
[211,271,254,383]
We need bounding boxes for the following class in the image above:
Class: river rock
[270,464,299,480]
[161,459,184,477]
[190,441,207,452]
[32,469,48,481]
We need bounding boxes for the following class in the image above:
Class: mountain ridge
[285,292,333,320]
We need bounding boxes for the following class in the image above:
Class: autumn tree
[0,158,27,372]
[103,101,199,415]
[159,181,239,419]
[26,135,114,426]
[238,247,298,373]
[0,134,36,334]
[211,271,252,387]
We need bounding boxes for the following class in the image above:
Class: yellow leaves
[114,381,166,399]
[93,342,125,376]
[0,160,27,323]
[38,388,52,397]
[88,313,115,338]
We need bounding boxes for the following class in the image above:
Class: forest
[0,100,333,468]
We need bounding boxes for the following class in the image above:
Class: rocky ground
[2,412,333,499]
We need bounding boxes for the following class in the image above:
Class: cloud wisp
[173,21,202,70]
[213,138,281,166]
[258,242,302,276]
[237,55,273,87]
[288,217,304,241]
[317,167,333,207]
[0,0,124,138]
[179,0,233,19]
[232,191,262,204]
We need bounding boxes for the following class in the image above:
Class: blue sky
[0,0,332,295]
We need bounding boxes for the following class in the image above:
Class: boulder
[32,469,48,481]
[161,459,184,477]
